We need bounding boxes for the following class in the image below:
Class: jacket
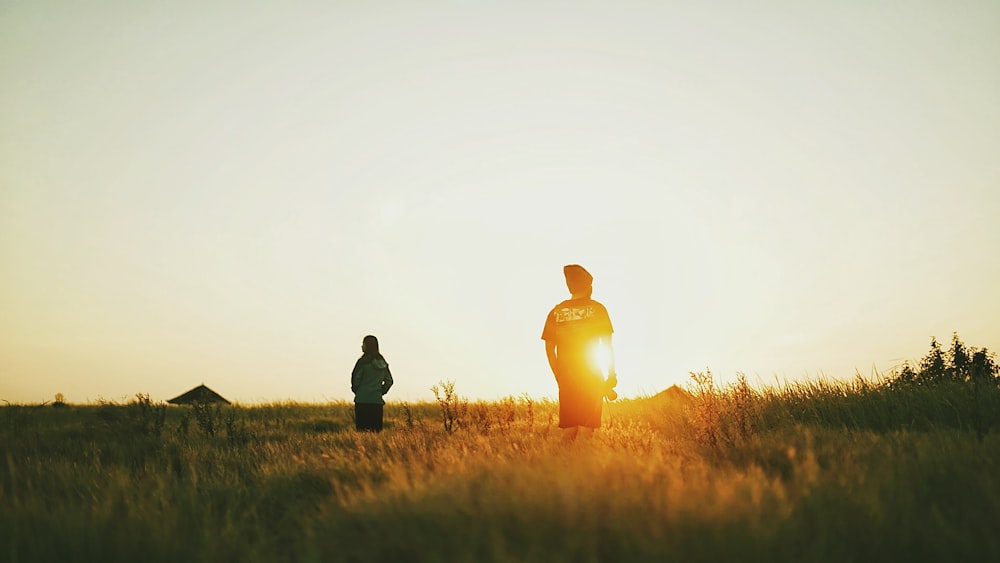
[351,356,393,405]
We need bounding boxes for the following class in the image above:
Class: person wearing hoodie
[541,264,617,442]
[351,334,394,432]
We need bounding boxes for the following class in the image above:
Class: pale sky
[2,0,998,404]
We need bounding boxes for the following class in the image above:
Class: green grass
[2,377,999,562]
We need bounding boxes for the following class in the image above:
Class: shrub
[192,401,222,436]
[431,380,467,433]
[94,393,166,439]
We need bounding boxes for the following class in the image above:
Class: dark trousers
[354,403,384,432]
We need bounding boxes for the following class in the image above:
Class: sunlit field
[3,373,999,563]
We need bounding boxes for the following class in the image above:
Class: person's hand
[604,373,618,401]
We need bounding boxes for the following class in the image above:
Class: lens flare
[593,340,611,379]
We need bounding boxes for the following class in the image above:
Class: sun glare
[594,340,611,378]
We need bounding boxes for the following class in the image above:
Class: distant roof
[651,385,694,404]
[167,384,230,405]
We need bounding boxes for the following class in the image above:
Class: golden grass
[2,377,999,562]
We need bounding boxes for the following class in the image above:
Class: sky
[2,0,998,405]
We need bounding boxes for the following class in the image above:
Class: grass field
[3,374,999,562]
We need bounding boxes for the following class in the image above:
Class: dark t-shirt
[541,298,614,376]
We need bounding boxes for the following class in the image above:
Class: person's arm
[351,361,361,393]
[545,340,560,383]
[603,334,617,388]
[381,366,393,395]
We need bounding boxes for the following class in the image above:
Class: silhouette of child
[351,334,393,432]
[541,264,617,442]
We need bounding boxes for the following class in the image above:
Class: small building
[167,384,231,405]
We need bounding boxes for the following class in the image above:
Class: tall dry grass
[2,375,998,562]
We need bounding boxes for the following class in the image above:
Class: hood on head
[564,264,593,294]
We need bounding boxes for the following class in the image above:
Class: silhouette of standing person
[541,264,617,442]
[351,335,393,432]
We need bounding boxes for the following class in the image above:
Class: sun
[592,340,611,379]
